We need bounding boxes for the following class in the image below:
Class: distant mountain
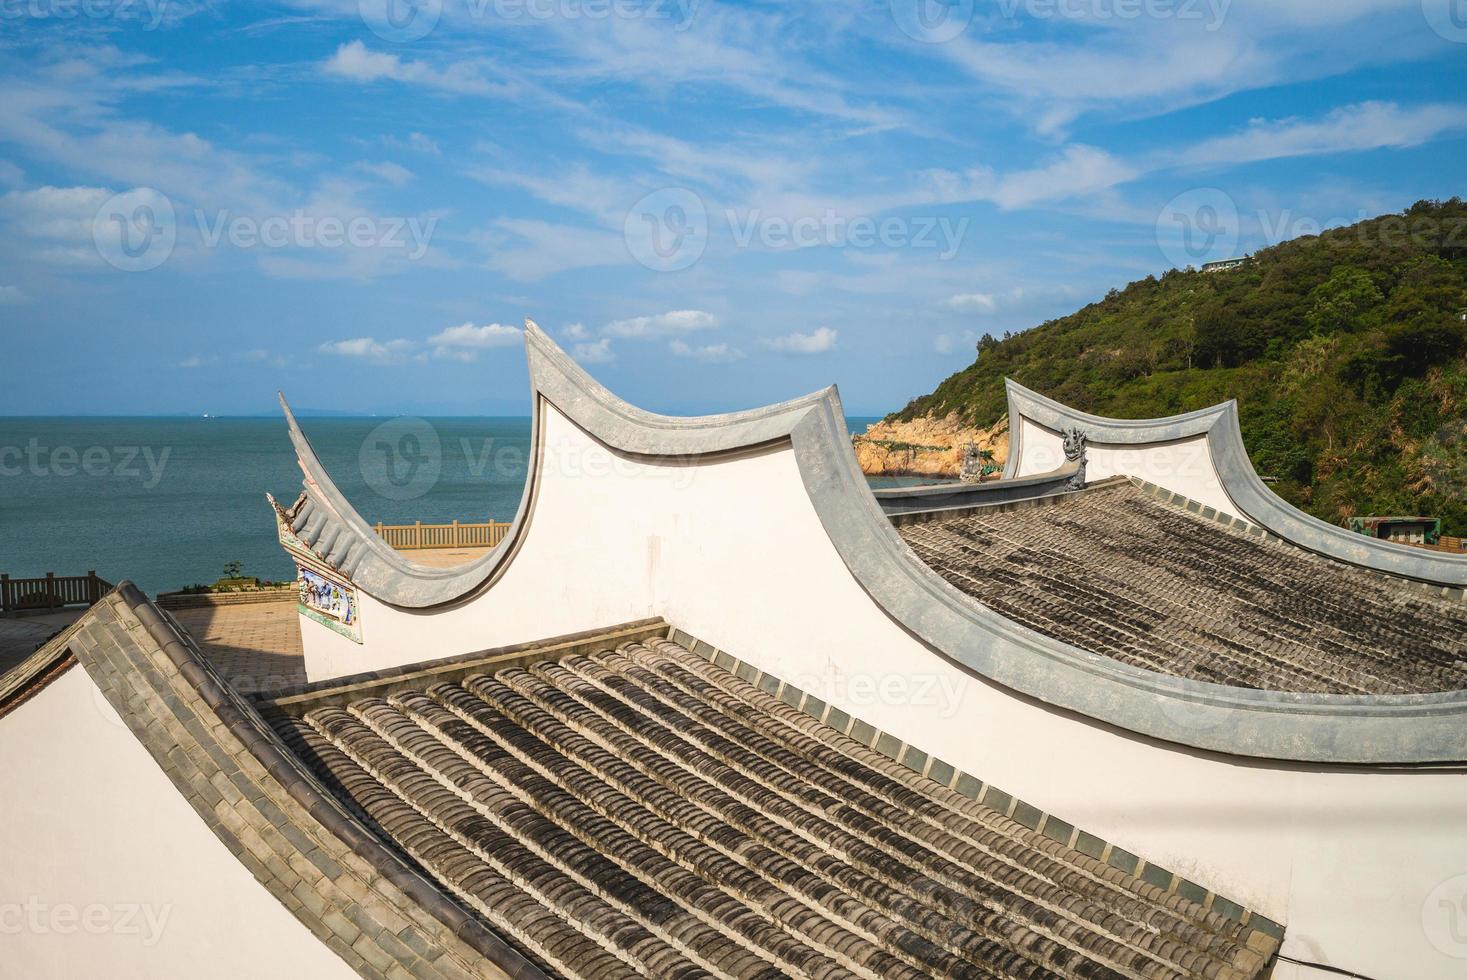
[895,199,1467,534]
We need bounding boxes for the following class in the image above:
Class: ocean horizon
[1,415,918,596]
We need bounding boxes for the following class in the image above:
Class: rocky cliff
[853,414,1009,479]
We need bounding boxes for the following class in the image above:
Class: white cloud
[321,41,522,99]
[604,309,718,338]
[357,161,413,186]
[541,6,904,131]
[1224,0,1418,28]
[0,60,445,284]
[1173,102,1467,169]
[318,337,420,364]
[380,131,441,155]
[928,146,1140,210]
[948,293,996,313]
[322,42,415,83]
[480,218,629,281]
[0,185,118,266]
[0,69,288,218]
[929,5,1415,137]
[178,348,286,369]
[572,338,614,364]
[1,185,110,238]
[468,162,642,227]
[318,325,522,365]
[0,284,27,304]
[939,34,1272,137]
[579,122,812,193]
[765,327,837,354]
[563,322,589,340]
[428,321,521,361]
[670,339,744,363]
[911,102,1464,224]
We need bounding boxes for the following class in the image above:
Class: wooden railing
[373,520,513,551]
[1,571,113,613]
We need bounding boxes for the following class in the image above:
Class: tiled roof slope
[25,584,545,980]
[898,480,1467,695]
[270,636,1276,980]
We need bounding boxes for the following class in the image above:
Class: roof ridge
[886,475,1131,529]
[256,618,669,716]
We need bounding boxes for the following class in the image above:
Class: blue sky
[1,0,1464,416]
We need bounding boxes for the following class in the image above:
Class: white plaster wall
[1011,415,1241,518]
[0,668,359,980]
[298,401,1467,979]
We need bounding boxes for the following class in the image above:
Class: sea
[1,416,936,596]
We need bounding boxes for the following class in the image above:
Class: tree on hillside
[894,199,1467,533]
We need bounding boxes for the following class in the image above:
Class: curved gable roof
[275,326,1467,765]
[1002,379,1467,589]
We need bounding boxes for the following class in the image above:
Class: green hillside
[896,199,1467,534]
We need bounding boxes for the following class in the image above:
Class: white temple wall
[0,668,359,980]
[1011,415,1240,517]
[296,401,1467,979]
[298,402,792,679]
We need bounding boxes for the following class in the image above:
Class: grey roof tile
[898,481,1467,694]
[273,636,1277,980]
[25,583,1280,979]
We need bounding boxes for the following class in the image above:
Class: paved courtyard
[0,610,84,676]
[170,599,307,694]
[4,548,485,693]
[168,544,490,691]
[396,546,492,568]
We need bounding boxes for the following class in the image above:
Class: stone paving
[0,610,84,675]
[397,546,493,569]
[166,544,489,692]
[171,599,308,694]
[3,547,486,693]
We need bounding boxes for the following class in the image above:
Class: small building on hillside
[1348,515,1442,546]
[1201,255,1249,273]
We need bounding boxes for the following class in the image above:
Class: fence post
[1,573,9,613]
[414,520,422,549]
[452,520,459,547]
[45,571,57,609]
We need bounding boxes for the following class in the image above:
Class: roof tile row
[273,636,1275,979]
[898,481,1467,695]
